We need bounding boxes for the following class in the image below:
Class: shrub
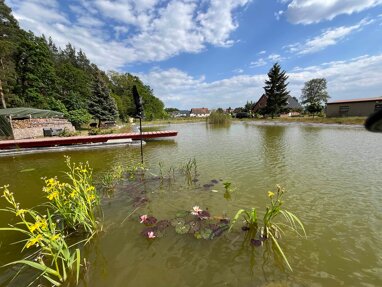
[208,110,231,124]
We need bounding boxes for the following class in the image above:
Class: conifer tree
[88,74,118,126]
[263,63,290,118]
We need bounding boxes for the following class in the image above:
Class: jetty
[0,131,178,150]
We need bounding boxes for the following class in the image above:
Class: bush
[67,109,92,129]
[208,111,231,124]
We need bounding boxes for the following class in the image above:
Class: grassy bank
[250,116,366,125]
[141,116,366,126]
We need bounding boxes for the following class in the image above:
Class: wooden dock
[0,131,178,149]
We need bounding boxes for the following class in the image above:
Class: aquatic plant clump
[43,156,101,234]
[0,186,81,286]
[139,207,230,241]
[230,185,306,271]
[0,157,105,286]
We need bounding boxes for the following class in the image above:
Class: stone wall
[12,118,75,139]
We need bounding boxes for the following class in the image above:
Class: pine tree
[14,33,58,108]
[88,74,118,126]
[263,63,290,118]
[0,1,24,107]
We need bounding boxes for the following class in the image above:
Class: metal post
[139,117,143,163]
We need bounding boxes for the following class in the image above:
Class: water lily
[191,206,202,215]
[147,231,156,239]
[140,214,148,223]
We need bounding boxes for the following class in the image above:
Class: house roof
[253,95,301,110]
[327,97,382,104]
[191,108,209,114]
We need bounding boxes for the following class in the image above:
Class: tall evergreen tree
[14,33,58,108]
[88,74,118,126]
[263,63,290,118]
[0,0,24,107]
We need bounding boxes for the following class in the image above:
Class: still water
[0,122,381,286]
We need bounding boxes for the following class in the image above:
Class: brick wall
[12,118,75,139]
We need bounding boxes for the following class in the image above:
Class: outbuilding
[0,108,75,140]
[326,97,382,117]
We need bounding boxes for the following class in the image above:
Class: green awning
[0,107,64,119]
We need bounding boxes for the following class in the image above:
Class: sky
[5,0,382,109]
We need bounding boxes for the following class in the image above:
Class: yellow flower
[16,209,27,217]
[69,190,78,198]
[26,234,43,248]
[50,234,60,241]
[47,191,59,201]
[268,191,275,198]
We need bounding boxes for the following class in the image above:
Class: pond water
[0,122,381,286]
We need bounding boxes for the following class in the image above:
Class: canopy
[0,108,64,138]
[0,107,64,119]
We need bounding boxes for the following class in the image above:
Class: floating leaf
[175,210,190,218]
[175,223,190,235]
[199,228,213,240]
[171,218,185,227]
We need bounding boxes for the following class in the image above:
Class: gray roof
[286,96,301,109]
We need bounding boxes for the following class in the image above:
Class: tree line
[260,63,330,118]
[0,2,166,127]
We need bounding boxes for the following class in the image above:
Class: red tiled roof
[191,108,209,114]
[327,97,382,104]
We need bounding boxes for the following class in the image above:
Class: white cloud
[7,0,250,70]
[268,53,285,62]
[285,19,374,54]
[139,54,382,108]
[284,0,382,24]
[250,58,267,67]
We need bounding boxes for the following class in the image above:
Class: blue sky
[6,0,382,109]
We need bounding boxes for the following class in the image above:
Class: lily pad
[175,223,190,235]
[199,228,213,240]
[171,218,185,227]
[175,210,190,218]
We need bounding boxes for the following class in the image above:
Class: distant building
[252,94,302,115]
[190,108,210,117]
[178,110,190,117]
[326,97,382,117]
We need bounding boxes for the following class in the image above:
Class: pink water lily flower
[147,231,156,239]
[140,214,148,223]
[191,206,202,215]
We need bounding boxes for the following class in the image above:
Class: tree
[88,74,118,126]
[300,78,329,117]
[263,63,290,118]
[0,1,25,108]
[14,33,58,109]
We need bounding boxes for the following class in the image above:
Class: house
[178,110,191,117]
[190,108,210,117]
[0,108,75,140]
[326,97,382,117]
[252,94,302,115]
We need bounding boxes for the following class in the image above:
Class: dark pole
[133,85,144,163]
[139,117,143,163]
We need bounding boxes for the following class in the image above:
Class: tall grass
[208,111,231,124]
